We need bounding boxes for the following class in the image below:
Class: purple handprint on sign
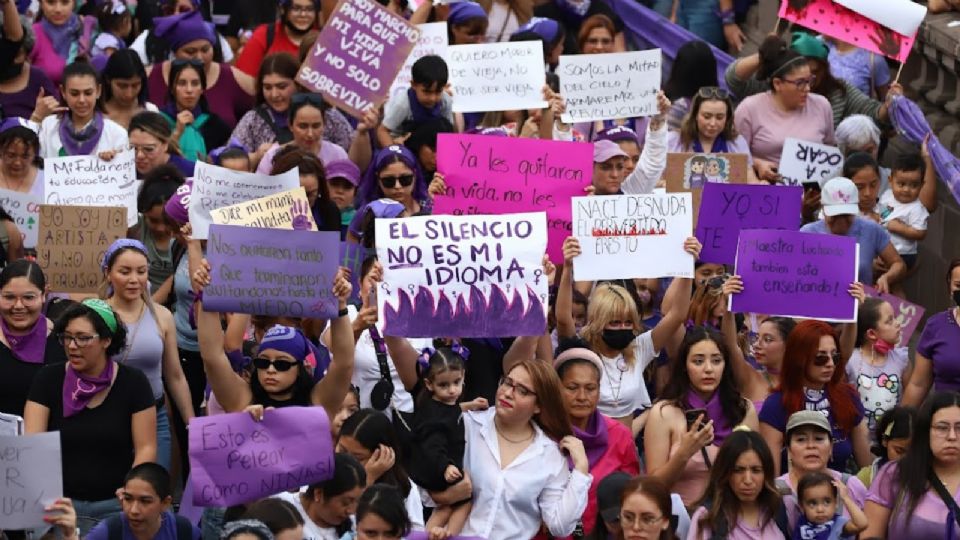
[291,199,312,231]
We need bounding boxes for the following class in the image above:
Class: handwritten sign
[43,149,138,226]
[779,0,915,62]
[695,183,803,265]
[863,285,925,346]
[571,194,693,280]
[388,22,448,100]
[664,152,749,226]
[189,162,301,240]
[0,432,62,529]
[0,189,41,248]
[778,138,844,187]
[558,49,662,123]
[188,407,334,507]
[730,230,858,322]
[204,225,340,319]
[210,187,317,230]
[447,41,547,113]
[375,212,548,338]
[833,0,925,44]
[297,0,419,118]
[37,205,126,293]
[433,133,592,262]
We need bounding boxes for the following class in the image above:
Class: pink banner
[778,0,916,62]
[863,285,926,346]
[433,134,593,262]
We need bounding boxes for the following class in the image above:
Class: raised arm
[719,275,760,393]
[621,92,669,195]
[919,137,938,213]
[839,283,865,362]
[348,108,379,172]
[557,237,580,339]
[312,269,357,419]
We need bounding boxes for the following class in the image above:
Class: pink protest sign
[778,0,916,62]
[297,0,419,119]
[433,134,593,262]
[863,285,926,346]
[188,407,334,507]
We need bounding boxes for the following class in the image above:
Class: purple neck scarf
[408,87,441,124]
[692,135,729,154]
[570,409,609,469]
[687,390,732,445]
[62,360,115,418]
[1,317,48,364]
[58,111,105,156]
[267,107,289,131]
[41,14,80,60]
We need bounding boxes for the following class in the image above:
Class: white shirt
[274,491,342,540]
[485,1,520,43]
[38,115,129,159]
[460,409,592,539]
[878,189,928,255]
[597,331,658,418]
[130,29,235,64]
[621,121,668,195]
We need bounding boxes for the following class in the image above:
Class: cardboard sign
[778,138,844,187]
[43,149,138,226]
[297,0,419,118]
[558,49,662,123]
[0,432,62,529]
[664,152,749,226]
[388,22,448,101]
[447,41,547,113]
[571,194,694,280]
[189,407,334,507]
[189,162,301,239]
[204,225,341,319]
[730,230,859,322]
[210,187,317,231]
[863,285,926,346]
[0,189,41,248]
[695,183,803,265]
[375,212,548,338]
[432,134,592,263]
[833,0,926,42]
[37,205,127,293]
[778,0,916,62]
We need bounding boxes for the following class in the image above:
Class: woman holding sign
[24,299,157,533]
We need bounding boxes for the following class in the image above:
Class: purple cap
[594,125,639,145]
[512,16,561,44]
[164,180,192,225]
[0,117,38,134]
[153,10,216,52]
[365,198,405,220]
[593,140,629,163]
[325,160,361,187]
[448,1,487,25]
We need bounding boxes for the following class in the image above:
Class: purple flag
[863,284,926,346]
[204,225,341,319]
[889,95,960,207]
[731,229,858,322]
[696,183,803,265]
[188,407,334,507]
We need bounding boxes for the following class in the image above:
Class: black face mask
[953,289,960,308]
[0,37,24,83]
[601,328,635,351]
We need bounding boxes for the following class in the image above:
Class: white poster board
[43,149,138,226]
[447,41,547,113]
[0,189,41,248]
[834,0,926,38]
[0,432,62,529]
[558,49,662,123]
[388,22,448,101]
[571,194,694,280]
[778,138,844,187]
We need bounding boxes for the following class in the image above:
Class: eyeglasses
[781,76,816,90]
[378,174,415,189]
[932,422,960,439]
[58,333,99,348]
[172,58,204,69]
[129,144,160,156]
[0,293,41,306]
[291,93,326,108]
[253,357,298,372]
[618,511,665,529]
[499,376,536,398]
[697,86,731,100]
[813,351,840,366]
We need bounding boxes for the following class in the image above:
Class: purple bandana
[1,317,48,364]
[40,14,80,60]
[687,390,733,445]
[58,111,105,156]
[62,359,115,417]
[692,135,729,154]
[570,409,608,469]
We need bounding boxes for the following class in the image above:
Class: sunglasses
[291,93,325,108]
[697,86,731,100]
[252,357,298,371]
[813,351,840,366]
[379,174,415,189]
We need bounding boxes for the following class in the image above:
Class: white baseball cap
[820,177,859,217]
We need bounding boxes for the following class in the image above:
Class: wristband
[716,7,736,25]
[339,307,349,317]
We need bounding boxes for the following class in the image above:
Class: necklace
[601,357,625,407]
[494,418,534,444]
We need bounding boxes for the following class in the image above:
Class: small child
[795,472,868,540]
[406,345,486,540]
[208,142,251,172]
[856,406,915,488]
[92,0,133,58]
[378,55,454,147]
[878,153,929,295]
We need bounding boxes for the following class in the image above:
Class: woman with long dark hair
[616,476,677,540]
[159,58,231,161]
[272,453,365,540]
[231,52,300,165]
[100,49,156,130]
[663,41,718,131]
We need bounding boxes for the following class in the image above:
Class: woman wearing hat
[29,0,97,86]
[324,159,361,238]
[24,299,157,533]
[510,16,565,69]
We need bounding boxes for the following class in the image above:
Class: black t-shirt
[461,338,515,403]
[224,0,279,38]
[407,398,465,491]
[0,333,67,417]
[533,0,625,55]
[28,363,155,501]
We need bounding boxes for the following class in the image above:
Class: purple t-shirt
[86,512,201,540]
[759,389,865,473]
[799,217,891,285]
[867,461,960,538]
[917,309,960,393]
[0,66,58,119]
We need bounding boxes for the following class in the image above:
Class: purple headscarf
[355,145,428,210]
[448,1,487,25]
[153,10,216,52]
[512,16,561,45]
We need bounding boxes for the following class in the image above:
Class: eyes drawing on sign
[683,155,729,189]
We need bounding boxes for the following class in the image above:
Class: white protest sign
[572,194,694,280]
[210,187,318,230]
[374,212,549,338]
[447,41,547,113]
[778,138,844,187]
[0,189,41,248]
[43,149,138,226]
[188,162,301,239]
[0,432,62,529]
[834,0,926,38]
[388,22,448,101]
[558,49,662,123]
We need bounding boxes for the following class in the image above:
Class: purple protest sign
[432,134,593,263]
[188,407,334,507]
[204,225,340,319]
[863,285,926,345]
[730,230,858,322]
[695,183,803,265]
[296,0,419,119]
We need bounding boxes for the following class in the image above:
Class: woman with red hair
[759,320,872,473]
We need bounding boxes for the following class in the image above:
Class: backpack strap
[107,516,123,540]
[174,515,194,540]
[773,502,791,538]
